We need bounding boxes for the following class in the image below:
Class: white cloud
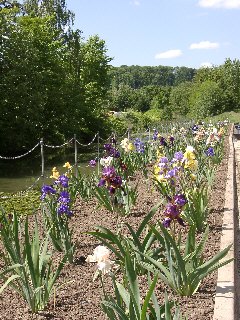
[198,0,240,9]
[200,62,213,68]
[189,41,219,49]
[130,0,140,6]
[155,49,182,59]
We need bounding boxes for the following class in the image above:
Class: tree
[0,1,112,154]
[169,82,192,116]
[189,80,226,119]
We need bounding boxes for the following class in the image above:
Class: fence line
[0,131,128,194]
[0,142,40,160]
[0,121,196,195]
[43,138,74,148]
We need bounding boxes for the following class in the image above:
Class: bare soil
[0,135,230,320]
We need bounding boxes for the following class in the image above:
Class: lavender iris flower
[134,138,145,153]
[160,156,169,163]
[173,151,184,161]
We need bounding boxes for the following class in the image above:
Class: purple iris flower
[109,186,116,194]
[205,147,214,157]
[134,138,145,153]
[153,129,158,141]
[104,143,120,158]
[164,203,179,218]
[162,194,187,228]
[41,185,56,200]
[55,175,69,188]
[162,217,172,228]
[59,190,70,202]
[104,143,112,152]
[102,166,116,178]
[165,168,178,179]
[112,149,120,158]
[174,194,187,207]
[98,178,106,187]
[57,203,72,216]
[111,176,122,187]
[160,137,167,147]
[89,159,97,167]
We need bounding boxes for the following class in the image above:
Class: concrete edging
[213,128,235,320]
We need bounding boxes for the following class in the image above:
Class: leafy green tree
[108,84,136,111]
[189,80,226,119]
[150,86,172,110]
[0,9,69,154]
[0,1,112,154]
[169,82,192,116]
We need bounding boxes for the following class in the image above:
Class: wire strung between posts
[43,138,74,149]
[0,142,40,160]
[75,133,98,147]
[115,129,129,140]
[98,132,114,142]
[0,176,42,199]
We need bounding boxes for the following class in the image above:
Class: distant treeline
[106,60,240,130]
[109,65,196,89]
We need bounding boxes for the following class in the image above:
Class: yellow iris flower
[63,162,72,169]
[127,143,135,151]
[50,167,60,179]
[185,159,198,171]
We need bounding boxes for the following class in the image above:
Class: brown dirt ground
[0,134,230,320]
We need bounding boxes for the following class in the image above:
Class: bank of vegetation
[1,1,240,156]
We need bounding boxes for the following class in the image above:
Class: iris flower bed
[0,120,232,319]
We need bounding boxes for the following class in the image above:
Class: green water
[0,148,98,193]
[0,162,96,193]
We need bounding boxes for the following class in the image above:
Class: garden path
[233,139,240,319]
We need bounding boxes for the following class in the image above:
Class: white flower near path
[97,260,113,275]
[86,245,113,275]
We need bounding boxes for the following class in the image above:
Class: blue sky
[66,0,240,69]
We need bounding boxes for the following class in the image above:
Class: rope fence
[0,131,129,195]
[0,121,196,195]
[0,142,40,160]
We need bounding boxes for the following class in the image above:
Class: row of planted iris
[0,120,233,319]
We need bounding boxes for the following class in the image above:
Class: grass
[0,190,40,216]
